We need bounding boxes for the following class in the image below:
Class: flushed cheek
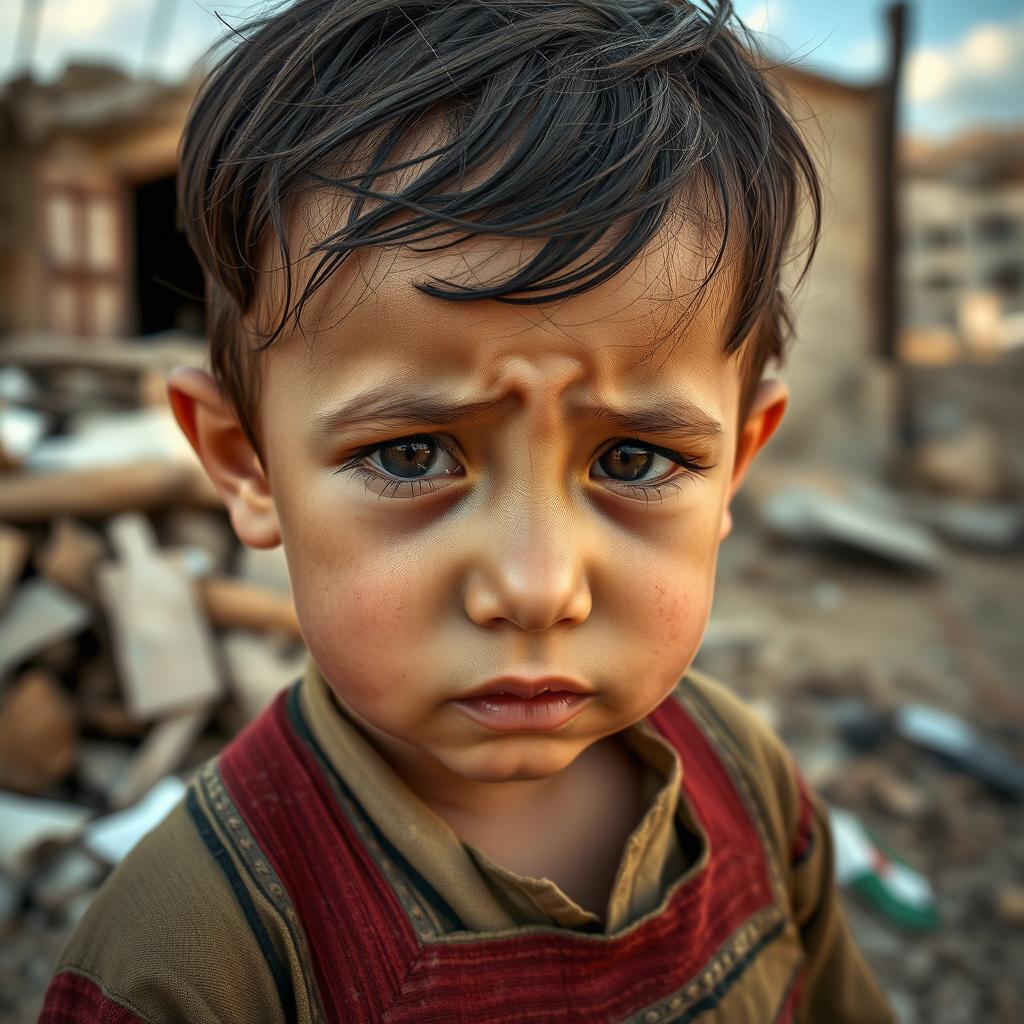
[286,541,436,714]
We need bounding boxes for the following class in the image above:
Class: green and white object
[829,806,941,932]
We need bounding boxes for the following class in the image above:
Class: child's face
[171,228,785,805]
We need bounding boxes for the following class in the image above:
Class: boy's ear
[719,377,788,541]
[166,366,281,549]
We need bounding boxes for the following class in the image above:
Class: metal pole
[140,0,180,78]
[12,0,44,78]
[878,3,912,454]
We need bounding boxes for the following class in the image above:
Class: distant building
[901,129,1024,358]
[0,64,202,339]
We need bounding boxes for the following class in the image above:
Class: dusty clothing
[39,661,894,1023]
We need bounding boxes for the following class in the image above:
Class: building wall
[0,73,194,339]
[766,71,888,472]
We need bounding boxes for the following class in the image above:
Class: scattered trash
[830,807,941,932]
[894,705,1024,802]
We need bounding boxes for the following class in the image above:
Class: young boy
[41,2,895,1021]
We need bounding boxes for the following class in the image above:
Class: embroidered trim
[192,758,327,1024]
[284,684,464,940]
[624,910,788,1023]
[186,788,296,1021]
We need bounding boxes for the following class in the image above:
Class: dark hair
[177,0,821,456]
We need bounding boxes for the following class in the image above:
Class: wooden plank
[200,576,301,639]
[96,513,223,720]
[34,517,105,603]
[0,332,205,373]
[0,461,221,521]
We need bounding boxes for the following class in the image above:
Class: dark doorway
[132,174,205,336]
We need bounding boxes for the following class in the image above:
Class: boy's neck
[328,688,650,917]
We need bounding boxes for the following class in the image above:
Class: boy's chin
[432,738,587,785]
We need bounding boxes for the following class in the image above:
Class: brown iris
[377,436,437,478]
[598,443,653,482]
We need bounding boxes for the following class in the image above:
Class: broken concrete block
[0,577,91,681]
[761,485,944,573]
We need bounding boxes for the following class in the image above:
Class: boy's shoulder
[40,778,294,1024]
[666,664,809,863]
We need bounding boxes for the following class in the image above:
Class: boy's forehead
[255,213,743,435]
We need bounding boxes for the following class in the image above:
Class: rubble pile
[0,336,307,1019]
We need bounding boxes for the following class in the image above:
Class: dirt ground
[3,495,1023,1023]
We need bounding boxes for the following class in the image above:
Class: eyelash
[334,434,713,504]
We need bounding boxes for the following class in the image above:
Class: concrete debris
[26,407,194,472]
[894,704,1024,801]
[760,484,944,572]
[903,495,1023,550]
[84,776,187,864]
[0,793,91,879]
[0,578,91,681]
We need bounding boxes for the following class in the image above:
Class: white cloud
[906,48,955,102]
[960,24,1013,74]
[906,15,1023,103]
[739,3,784,34]
[39,0,148,39]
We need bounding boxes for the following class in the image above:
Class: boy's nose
[462,496,592,632]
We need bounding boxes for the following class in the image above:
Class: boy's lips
[453,675,594,732]
[459,675,591,700]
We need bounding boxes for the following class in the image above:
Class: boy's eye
[594,442,660,482]
[368,434,461,479]
[334,433,709,502]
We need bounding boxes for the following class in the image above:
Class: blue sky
[3,0,1023,139]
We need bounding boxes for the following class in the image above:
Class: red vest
[192,681,806,1022]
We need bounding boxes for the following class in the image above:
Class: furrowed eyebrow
[311,385,724,440]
